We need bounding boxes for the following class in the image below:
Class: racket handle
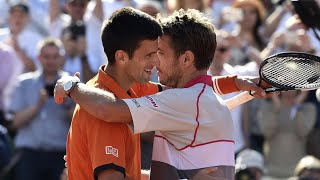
[224,91,255,110]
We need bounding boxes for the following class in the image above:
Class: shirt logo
[146,96,158,108]
[131,99,141,108]
[105,146,118,157]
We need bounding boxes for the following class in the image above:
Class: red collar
[183,75,212,88]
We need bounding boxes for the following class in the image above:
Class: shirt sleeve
[7,80,26,114]
[84,111,129,177]
[0,47,14,92]
[124,89,198,134]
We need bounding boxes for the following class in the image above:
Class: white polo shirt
[124,75,235,180]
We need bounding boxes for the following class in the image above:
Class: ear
[182,50,195,67]
[115,50,129,64]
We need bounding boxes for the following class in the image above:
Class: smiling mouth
[145,70,152,74]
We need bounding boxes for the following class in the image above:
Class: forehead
[41,45,60,54]
[10,9,28,16]
[158,35,172,50]
[138,39,158,49]
[134,39,158,54]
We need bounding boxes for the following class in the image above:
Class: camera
[70,22,85,40]
[45,83,55,97]
[62,21,86,41]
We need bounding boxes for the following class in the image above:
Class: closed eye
[157,50,164,55]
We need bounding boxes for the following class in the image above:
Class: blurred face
[39,45,64,75]
[61,34,78,57]
[139,6,159,17]
[125,39,159,84]
[238,4,258,29]
[66,0,88,21]
[8,10,29,34]
[156,35,183,87]
[213,39,231,66]
[182,0,205,10]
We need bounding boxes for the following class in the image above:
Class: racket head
[259,52,320,91]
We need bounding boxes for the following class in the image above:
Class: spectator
[224,0,267,66]
[7,38,74,180]
[261,15,315,59]
[208,33,260,155]
[258,91,316,179]
[61,22,96,83]
[48,0,106,70]
[235,148,264,180]
[165,0,213,20]
[136,0,163,17]
[307,89,320,160]
[2,3,43,72]
[0,42,22,126]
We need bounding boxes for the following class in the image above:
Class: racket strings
[261,57,320,89]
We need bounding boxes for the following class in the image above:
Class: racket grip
[224,91,255,110]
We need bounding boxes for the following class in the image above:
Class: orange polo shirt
[66,66,158,180]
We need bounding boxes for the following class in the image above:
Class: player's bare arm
[54,73,266,123]
[54,74,132,123]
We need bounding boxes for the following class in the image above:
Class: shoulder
[20,29,43,40]
[156,84,212,102]
[17,71,39,83]
[73,106,129,133]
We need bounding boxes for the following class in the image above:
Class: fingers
[74,72,81,79]
[63,155,67,167]
[251,85,266,98]
[54,96,64,104]
[54,83,65,104]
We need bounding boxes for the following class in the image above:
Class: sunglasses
[217,47,229,53]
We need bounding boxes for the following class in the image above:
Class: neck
[176,69,208,88]
[104,65,133,91]
[10,29,20,36]
[43,71,58,83]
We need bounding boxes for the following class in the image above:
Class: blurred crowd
[0,0,319,180]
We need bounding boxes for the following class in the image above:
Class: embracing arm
[54,74,132,123]
[69,83,132,123]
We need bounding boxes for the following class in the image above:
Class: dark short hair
[10,3,29,14]
[61,21,86,41]
[101,7,163,65]
[159,9,217,70]
[37,38,65,56]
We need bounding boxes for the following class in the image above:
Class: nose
[151,55,160,67]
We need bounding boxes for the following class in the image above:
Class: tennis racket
[225,52,320,110]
